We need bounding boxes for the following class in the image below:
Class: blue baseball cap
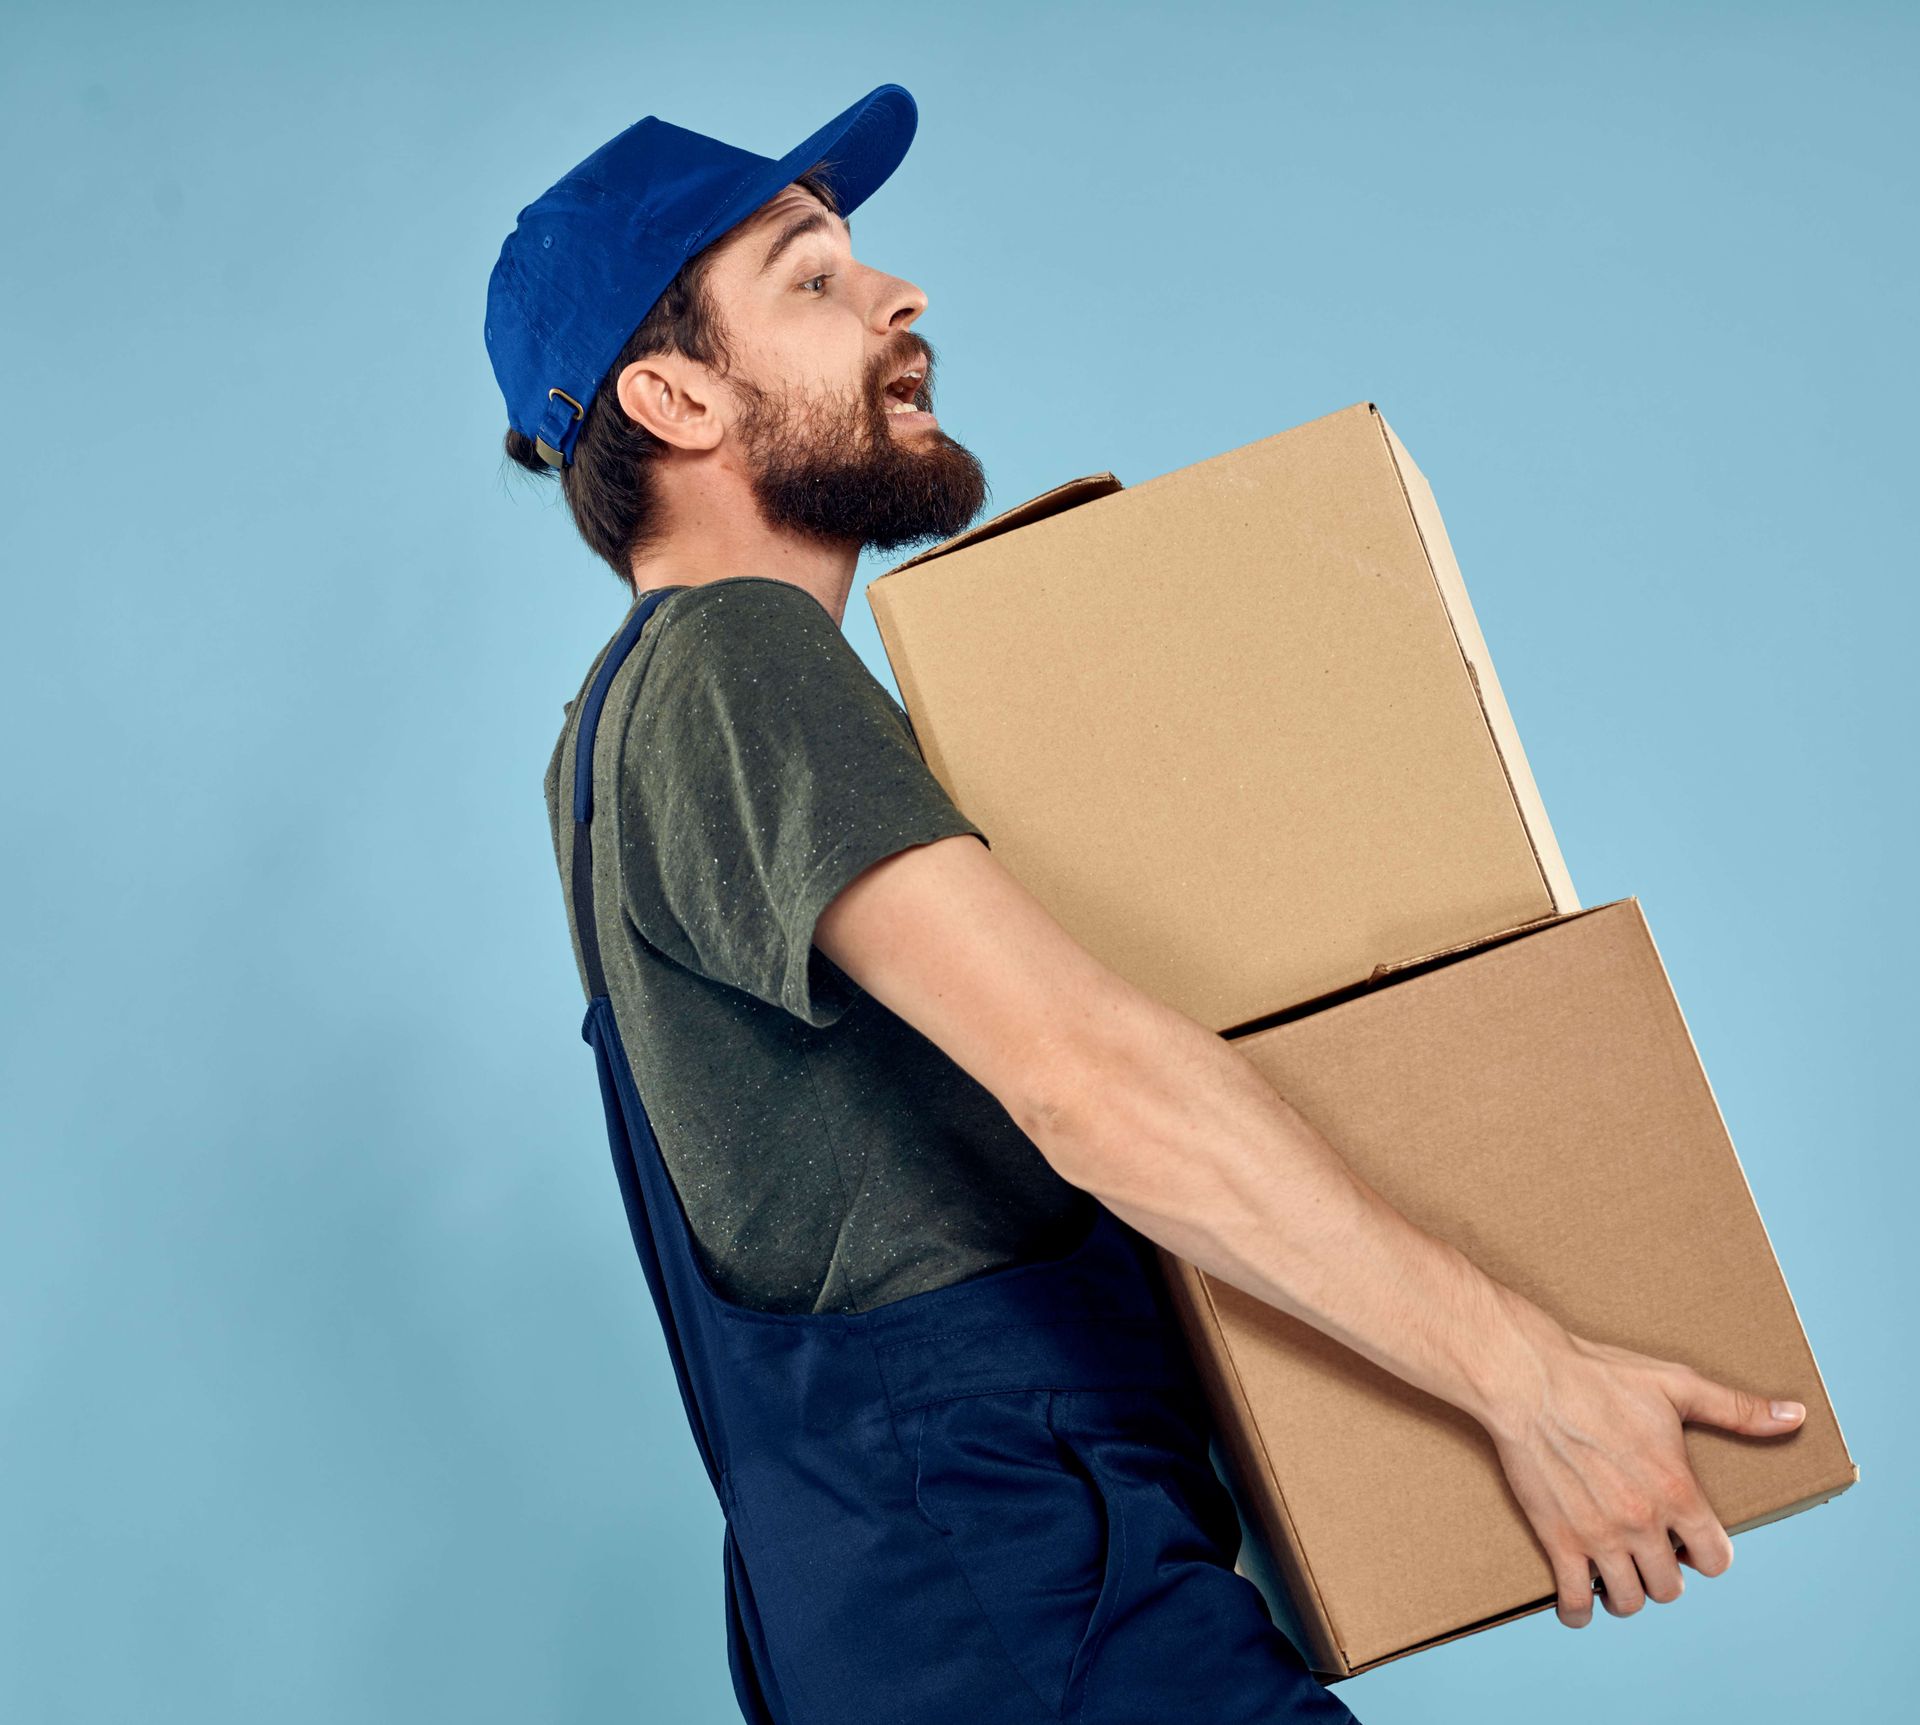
[485,84,917,470]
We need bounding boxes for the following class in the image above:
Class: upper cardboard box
[868,401,1580,1032]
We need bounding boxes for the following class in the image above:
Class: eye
[800,272,833,294]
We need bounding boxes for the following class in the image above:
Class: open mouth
[882,366,926,414]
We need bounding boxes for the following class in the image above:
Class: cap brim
[772,82,917,217]
[687,83,917,258]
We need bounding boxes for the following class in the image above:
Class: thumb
[1670,1368,1807,1436]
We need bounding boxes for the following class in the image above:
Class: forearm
[1021,991,1560,1436]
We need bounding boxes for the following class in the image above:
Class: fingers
[1554,1504,1730,1629]
[1549,1546,1596,1629]
[1591,1549,1646,1618]
[1543,1535,1646,1625]
[1629,1532,1686,1605]
[1672,1502,1735,1578]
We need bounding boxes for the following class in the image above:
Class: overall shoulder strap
[570,587,678,1000]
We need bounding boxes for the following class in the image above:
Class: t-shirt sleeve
[614,579,989,1028]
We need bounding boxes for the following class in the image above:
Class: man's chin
[740,399,987,552]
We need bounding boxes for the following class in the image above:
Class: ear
[615,354,724,452]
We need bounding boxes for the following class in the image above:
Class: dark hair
[502,167,844,589]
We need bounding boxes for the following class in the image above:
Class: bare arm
[815,833,1808,1627]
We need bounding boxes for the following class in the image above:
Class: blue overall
[570,590,1360,1723]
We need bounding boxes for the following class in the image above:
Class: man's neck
[628,492,858,628]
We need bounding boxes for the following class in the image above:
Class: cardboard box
[1155,897,1858,1678]
[869,400,1579,1032]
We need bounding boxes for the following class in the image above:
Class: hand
[1481,1299,1808,1628]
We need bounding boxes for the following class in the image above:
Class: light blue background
[3,3,1911,1720]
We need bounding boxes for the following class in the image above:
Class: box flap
[1365,901,1614,981]
[1219,903,1623,1044]
[877,472,1124,576]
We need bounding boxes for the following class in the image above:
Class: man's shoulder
[648,577,839,648]
[588,578,907,791]
[638,577,869,694]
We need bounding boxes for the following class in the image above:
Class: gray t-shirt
[544,575,1094,1315]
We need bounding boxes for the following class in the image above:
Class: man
[487,85,1806,1723]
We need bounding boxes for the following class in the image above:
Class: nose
[869,268,928,335]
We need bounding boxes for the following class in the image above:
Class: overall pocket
[910,1389,1117,1719]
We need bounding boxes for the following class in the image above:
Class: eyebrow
[755,207,850,277]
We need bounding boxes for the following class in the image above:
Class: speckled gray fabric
[544,576,1094,1315]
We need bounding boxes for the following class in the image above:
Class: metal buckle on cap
[534,387,584,468]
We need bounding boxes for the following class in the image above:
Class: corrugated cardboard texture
[868,401,1579,1032]
[1160,899,1856,1675]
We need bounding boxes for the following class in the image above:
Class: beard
[729,345,988,554]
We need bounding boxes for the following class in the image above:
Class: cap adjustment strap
[534,387,584,468]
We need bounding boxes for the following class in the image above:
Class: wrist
[1453,1276,1569,1442]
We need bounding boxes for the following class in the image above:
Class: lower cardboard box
[1153,896,1858,1679]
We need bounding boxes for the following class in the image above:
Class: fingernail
[1771,1399,1805,1420]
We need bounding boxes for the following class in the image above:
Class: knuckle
[1586,1524,1624,1559]
[1650,1464,1694,1504]
[1612,1491,1655,1531]
[1654,1360,1693,1398]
